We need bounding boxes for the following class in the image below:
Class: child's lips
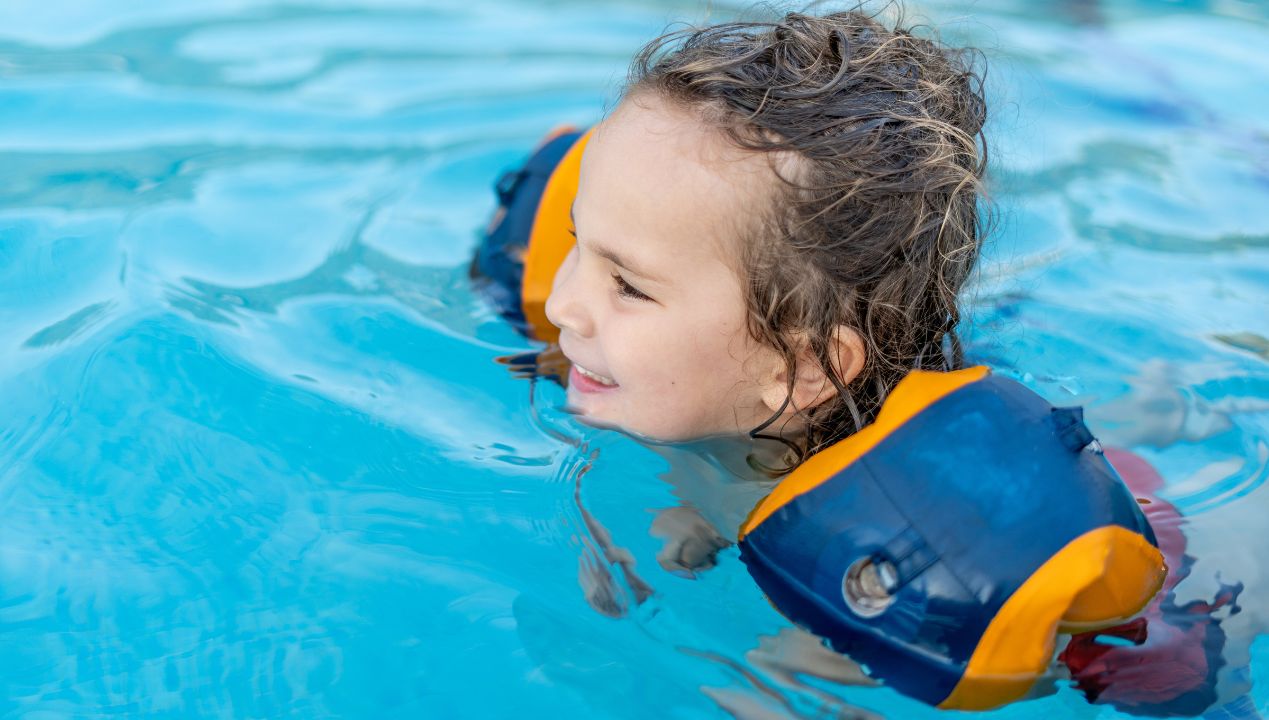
[569,363,619,393]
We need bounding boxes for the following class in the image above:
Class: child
[477,4,986,598]
[541,10,986,465]
[479,9,1216,714]
[477,6,987,604]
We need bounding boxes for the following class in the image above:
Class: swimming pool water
[1,1,1266,717]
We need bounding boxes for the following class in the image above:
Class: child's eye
[567,227,653,302]
[611,273,652,302]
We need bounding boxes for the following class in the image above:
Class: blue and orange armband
[473,128,589,343]
[737,367,1165,710]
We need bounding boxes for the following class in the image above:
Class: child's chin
[563,391,722,443]
[568,410,644,440]
[563,400,657,441]
[563,392,618,426]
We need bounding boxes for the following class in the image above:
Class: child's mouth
[570,363,619,392]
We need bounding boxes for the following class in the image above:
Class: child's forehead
[583,95,779,261]
[600,95,774,180]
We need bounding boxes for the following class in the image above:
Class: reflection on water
[0,0,1266,718]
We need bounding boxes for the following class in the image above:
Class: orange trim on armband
[521,130,591,343]
[738,365,990,539]
[938,526,1165,710]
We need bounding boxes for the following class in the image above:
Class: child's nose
[544,247,595,338]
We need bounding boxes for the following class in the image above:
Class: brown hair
[628,6,990,468]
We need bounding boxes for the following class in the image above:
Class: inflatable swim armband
[473,128,589,343]
[737,366,1166,710]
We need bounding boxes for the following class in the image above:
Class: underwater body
[1,1,1267,718]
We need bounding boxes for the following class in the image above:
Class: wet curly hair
[626,6,990,468]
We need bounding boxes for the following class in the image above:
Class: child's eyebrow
[570,202,666,284]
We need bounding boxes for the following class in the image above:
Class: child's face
[545,94,786,442]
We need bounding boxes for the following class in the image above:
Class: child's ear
[760,326,866,415]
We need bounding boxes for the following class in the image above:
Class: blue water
[1,1,1267,718]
